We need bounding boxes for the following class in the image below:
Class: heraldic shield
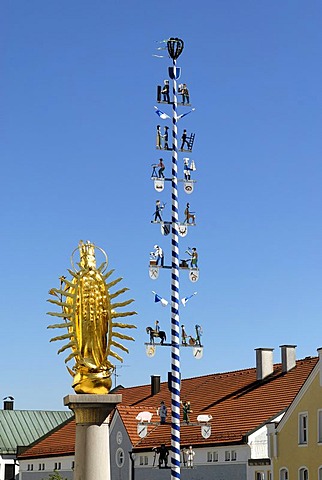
[168,66,181,80]
[178,225,188,237]
[149,266,159,280]
[201,424,211,439]
[189,268,199,282]
[184,181,194,194]
[146,344,156,358]
[193,346,203,360]
[154,179,165,192]
[161,223,171,236]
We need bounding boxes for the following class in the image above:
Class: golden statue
[47,241,137,394]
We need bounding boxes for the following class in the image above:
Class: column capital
[64,394,122,425]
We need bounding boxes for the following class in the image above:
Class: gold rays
[47,241,137,394]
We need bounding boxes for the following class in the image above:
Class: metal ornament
[193,347,203,360]
[154,179,165,192]
[167,37,184,60]
[184,181,194,194]
[146,344,156,358]
[178,225,188,237]
[168,66,181,80]
[201,424,211,439]
[161,223,171,236]
[149,266,159,280]
[189,268,199,282]
[137,423,148,438]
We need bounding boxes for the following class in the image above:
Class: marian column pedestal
[64,394,122,480]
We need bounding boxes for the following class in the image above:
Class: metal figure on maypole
[145,37,202,480]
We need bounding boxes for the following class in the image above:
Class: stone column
[64,394,122,480]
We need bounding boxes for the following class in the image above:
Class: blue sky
[1,0,322,410]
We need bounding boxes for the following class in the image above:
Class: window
[4,464,15,480]
[225,450,230,461]
[319,467,322,480]
[280,468,288,480]
[54,462,61,470]
[27,465,33,472]
[318,411,322,443]
[299,413,308,444]
[255,473,264,480]
[231,450,237,461]
[299,468,308,480]
[38,464,45,471]
[207,451,218,462]
[71,461,75,470]
[116,448,125,468]
[139,456,144,465]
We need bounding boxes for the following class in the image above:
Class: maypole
[168,38,182,480]
[147,37,201,480]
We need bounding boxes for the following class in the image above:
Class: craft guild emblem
[184,181,194,194]
[178,225,188,237]
[201,424,211,439]
[137,423,148,438]
[146,344,156,358]
[189,268,199,282]
[193,346,203,360]
[149,266,159,280]
[154,179,165,192]
[161,223,171,236]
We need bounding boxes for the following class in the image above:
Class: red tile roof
[18,418,75,458]
[18,356,317,457]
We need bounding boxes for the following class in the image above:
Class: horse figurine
[146,326,167,345]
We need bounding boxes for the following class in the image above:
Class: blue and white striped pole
[170,57,181,480]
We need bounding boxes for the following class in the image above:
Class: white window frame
[299,412,308,445]
[255,472,265,480]
[299,467,309,480]
[207,451,212,462]
[231,450,237,461]
[318,410,322,443]
[213,451,218,462]
[116,448,125,468]
[225,450,230,461]
[280,467,289,480]
[318,467,322,480]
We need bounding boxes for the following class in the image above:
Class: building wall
[273,369,322,477]
[0,455,18,480]
[19,456,74,480]
[135,463,246,480]
[110,413,132,480]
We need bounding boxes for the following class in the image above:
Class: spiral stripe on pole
[170,60,181,480]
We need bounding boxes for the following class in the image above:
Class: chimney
[255,348,274,380]
[3,396,14,410]
[151,375,160,396]
[280,345,296,373]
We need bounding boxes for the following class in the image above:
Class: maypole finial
[167,38,184,60]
